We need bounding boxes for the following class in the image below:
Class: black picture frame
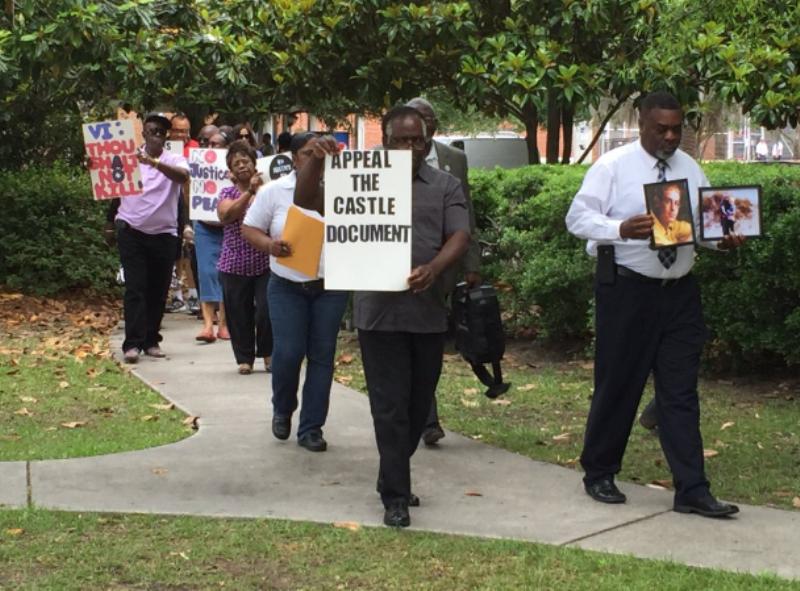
[698,185,763,240]
[643,178,696,250]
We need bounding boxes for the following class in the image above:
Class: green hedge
[470,162,800,369]
[0,163,118,295]
[2,161,799,368]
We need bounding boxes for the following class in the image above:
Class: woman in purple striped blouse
[216,140,272,374]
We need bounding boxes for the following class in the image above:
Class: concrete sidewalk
[2,314,798,580]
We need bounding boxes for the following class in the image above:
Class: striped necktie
[656,159,677,269]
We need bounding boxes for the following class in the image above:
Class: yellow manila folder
[281,205,324,277]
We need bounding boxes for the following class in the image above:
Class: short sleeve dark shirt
[353,162,470,333]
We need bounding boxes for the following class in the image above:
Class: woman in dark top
[216,140,272,374]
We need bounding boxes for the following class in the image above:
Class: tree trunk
[522,104,540,165]
[577,97,627,164]
[561,103,574,164]
[546,89,560,164]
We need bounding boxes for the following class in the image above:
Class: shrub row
[1,161,798,368]
[470,162,800,369]
[0,164,118,296]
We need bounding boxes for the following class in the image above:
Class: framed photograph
[643,179,696,249]
[698,185,763,240]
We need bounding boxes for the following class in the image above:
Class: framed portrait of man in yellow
[644,179,696,249]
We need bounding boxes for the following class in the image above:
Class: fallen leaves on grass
[720,421,735,430]
[333,521,361,531]
[648,479,673,490]
[460,398,479,408]
[18,396,38,403]
[60,421,87,429]
[0,293,119,363]
[491,399,512,406]
[335,374,353,385]
[552,432,572,442]
[149,403,175,411]
[336,353,354,365]
[463,387,479,396]
[703,449,719,458]
[5,528,24,536]
[793,497,800,509]
[140,415,158,422]
[13,407,32,416]
[58,381,70,389]
[182,416,200,429]
[516,383,537,392]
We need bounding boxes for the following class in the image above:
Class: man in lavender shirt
[116,113,190,363]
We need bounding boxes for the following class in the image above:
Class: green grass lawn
[334,332,800,511]
[0,336,191,461]
[0,509,796,590]
[0,296,798,587]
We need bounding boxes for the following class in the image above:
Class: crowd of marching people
[108,91,745,528]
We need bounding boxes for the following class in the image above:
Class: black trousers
[358,330,445,506]
[117,223,179,352]
[580,273,710,500]
[426,395,440,427]
[220,270,273,365]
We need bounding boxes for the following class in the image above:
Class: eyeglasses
[239,132,251,138]
[198,137,210,146]
[389,136,426,150]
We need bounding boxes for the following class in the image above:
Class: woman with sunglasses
[232,123,263,157]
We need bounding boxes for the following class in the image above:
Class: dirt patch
[0,290,120,333]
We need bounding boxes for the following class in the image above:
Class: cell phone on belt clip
[597,244,616,285]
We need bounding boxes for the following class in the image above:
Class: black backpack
[452,283,510,399]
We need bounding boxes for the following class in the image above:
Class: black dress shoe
[298,430,327,452]
[639,399,658,430]
[422,424,445,446]
[271,416,291,440]
[585,477,627,504]
[674,493,739,518]
[376,477,419,506]
[384,500,410,528]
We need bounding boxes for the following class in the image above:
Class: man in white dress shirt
[566,91,744,518]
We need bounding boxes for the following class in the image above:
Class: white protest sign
[164,140,184,156]
[82,119,143,200]
[324,150,412,291]
[188,148,232,221]
[256,153,294,180]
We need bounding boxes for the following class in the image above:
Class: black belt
[298,278,325,290]
[275,274,324,290]
[617,266,688,287]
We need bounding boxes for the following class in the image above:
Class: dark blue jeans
[267,275,348,438]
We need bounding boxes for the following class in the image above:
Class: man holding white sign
[294,106,470,528]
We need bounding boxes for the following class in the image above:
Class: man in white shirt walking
[566,91,744,518]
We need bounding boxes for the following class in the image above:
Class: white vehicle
[437,133,529,169]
